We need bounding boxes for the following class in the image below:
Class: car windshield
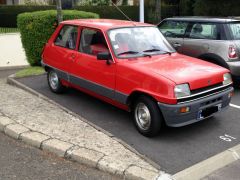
[228,22,240,40]
[108,26,175,58]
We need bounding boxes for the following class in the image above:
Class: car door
[46,25,79,79]
[70,27,116,100]
[182,22,220,58]
[158,20,188,53]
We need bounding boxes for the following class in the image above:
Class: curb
[5,75,171,180]
[0,114,166,180]
[0,65,29,71]
[173,145,240,180]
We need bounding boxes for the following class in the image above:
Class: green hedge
[1,5,180,27]
[17,10,99,66]
[194,0,240,16]
[0,5,55,27]
[74,6,141,22]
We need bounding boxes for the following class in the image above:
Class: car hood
[123,53,229,90]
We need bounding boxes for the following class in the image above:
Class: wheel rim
[135,102,151,131]
[49,71,59,90]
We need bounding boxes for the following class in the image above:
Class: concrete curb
[0,65,29,71]
[0,114,166,180]
[4,75,171,180]
[172,145,240,180]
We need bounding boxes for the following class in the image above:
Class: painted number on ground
[219,134,236,142]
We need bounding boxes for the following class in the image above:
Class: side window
[189,23,218,40]
[79,28,109,56]
[55,25,78,50]
[158,21,188,38]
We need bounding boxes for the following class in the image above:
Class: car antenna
[111,1,137,26]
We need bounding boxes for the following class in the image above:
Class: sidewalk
[0,33,29,68]
[0,77,167,180]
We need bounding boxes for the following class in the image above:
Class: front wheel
[133,96,163,137]
[47,69,65,93]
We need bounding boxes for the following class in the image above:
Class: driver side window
[159,21,188,38]
[79,28,109,56]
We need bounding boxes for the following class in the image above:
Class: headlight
[223,73,232,85]
[174,84,191,98]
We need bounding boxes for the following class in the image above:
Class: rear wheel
[133,96,163,137]
[47,69,65,93]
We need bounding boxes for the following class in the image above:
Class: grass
[15,66,45,78]
[0,27,19,34]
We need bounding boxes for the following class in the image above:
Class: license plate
[197,103,222,120]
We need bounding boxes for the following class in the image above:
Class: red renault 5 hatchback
[42,19,233,137]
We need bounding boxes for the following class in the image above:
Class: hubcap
[49,71,59,90]
[135,103,151,131]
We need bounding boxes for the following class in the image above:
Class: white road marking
[230,104,240,109]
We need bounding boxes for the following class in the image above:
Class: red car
[42,19,233,137]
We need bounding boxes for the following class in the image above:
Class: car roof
[61,19,153,31]
[162,17,240,23]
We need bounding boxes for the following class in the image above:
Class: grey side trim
[115,91,128,105]
[55,69,69,82]
[42,62,128,104]
[70,74,115,100]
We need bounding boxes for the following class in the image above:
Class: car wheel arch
[127,91,158,111]
[198,53,229,69]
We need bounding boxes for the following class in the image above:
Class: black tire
[47,69,65,93]
[133,96,163,137]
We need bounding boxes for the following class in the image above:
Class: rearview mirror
[97,52,112,65]
[97,52,112,60]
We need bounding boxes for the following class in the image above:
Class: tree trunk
[155,0,161,21]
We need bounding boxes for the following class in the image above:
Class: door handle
[173,43,182,48]
[71,54,76,59]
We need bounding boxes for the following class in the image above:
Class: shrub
[194,0,240,16]
[0,5,55,27]
[74,6,141,22]
[17,10,99,66]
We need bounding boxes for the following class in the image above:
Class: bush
[74,6,141,22]
[17,10,99,66]
[0,5,55,27]
[194,0,240,16]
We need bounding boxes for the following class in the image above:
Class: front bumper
[158,87,233,127]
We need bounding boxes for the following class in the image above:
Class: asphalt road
[0,133,119,180]
[0,70,119,180]
[18,74,240,174]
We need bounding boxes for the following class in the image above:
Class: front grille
[177,83,232,103]
[191,83,223,95]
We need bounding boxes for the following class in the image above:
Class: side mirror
[97,52,112,65]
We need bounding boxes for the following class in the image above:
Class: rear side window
[158,21,188,38]
[189,23,218,40]
[55,25,78,50]
[228,22,240,40]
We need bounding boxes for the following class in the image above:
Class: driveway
[18,74,240,174]
[0,33,28,68]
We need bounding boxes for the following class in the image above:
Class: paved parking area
[18,75,240,174]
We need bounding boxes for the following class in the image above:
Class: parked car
[42,19,233,137]
[158,17,240,85]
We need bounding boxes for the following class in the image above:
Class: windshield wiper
[117,51,139,56]
[143,48,173,55]
[143,48,161,52]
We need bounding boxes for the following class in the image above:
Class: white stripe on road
[230,104,240,109]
